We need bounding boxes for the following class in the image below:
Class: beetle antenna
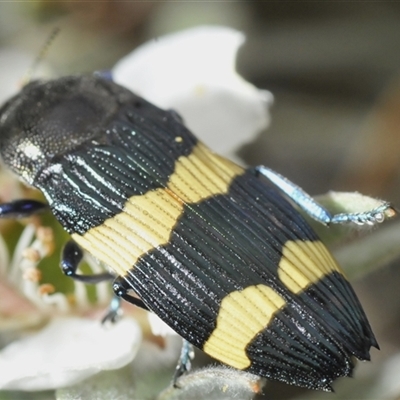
[22,27,60,85]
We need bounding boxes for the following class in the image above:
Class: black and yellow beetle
[0,75,393,391]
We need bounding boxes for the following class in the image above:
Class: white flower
[0,222,142,391]
[113,26,273,158]
[0,316,141,391]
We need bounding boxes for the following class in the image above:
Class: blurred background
[1,2,400,399]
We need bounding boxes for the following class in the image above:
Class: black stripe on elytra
[244,300,354,391]
[296,272,377,357]
[125,170,320,345]
[228,172,377,360]
[125,170,375,380]
[36,101,197,235]
[243,273,376,390]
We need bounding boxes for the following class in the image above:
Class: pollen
[22,267,42,282]
[38,283,56,296]
[22,247,41,263]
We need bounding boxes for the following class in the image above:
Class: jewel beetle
[0,75,394,391]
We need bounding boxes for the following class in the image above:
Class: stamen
[22,267,41,282]
[40,291,70,313]
[9,224,36,284]
[73,280,90,310]
[84,254,112,305]
[0,233,9,276]
[22,248,41,263]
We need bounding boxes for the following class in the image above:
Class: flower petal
[0,316,141,391]
[147,311,177,337]
[0,280,44,331]
[112,26,273,157]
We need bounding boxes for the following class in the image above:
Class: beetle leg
[101,295,123,324]
[173,340,195,387]
[111,277,194,383]
[0,199,48,218]
[254,166,393,226]
[61,239,114,283]
[112,276,149,311]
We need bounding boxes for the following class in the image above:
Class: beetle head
[0,75,130,185]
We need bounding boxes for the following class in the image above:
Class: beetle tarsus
[102,296,123,324]
[173,340,195,388]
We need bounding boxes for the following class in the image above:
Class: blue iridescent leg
[254,166,394,225]
[0,199,48,218]
[173,340,195,387]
